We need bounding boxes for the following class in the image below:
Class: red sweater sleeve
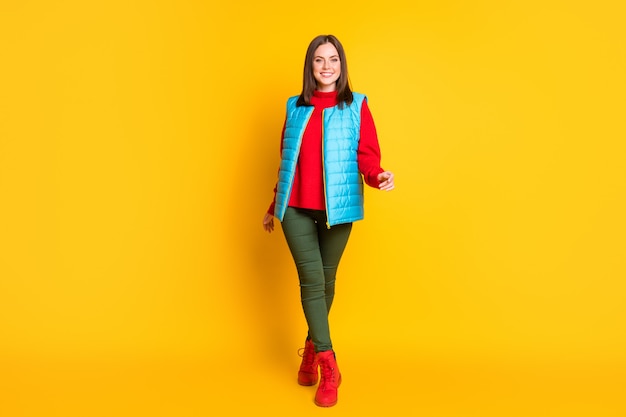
[358,99,385,188]
[267,119,286,215]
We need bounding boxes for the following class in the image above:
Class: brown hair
[296,34,353,109]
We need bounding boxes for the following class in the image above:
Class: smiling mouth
[320,72,334,77]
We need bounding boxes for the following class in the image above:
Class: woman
[262,34,394,407]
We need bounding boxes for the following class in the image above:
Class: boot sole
[314,399,337,407]
[298,379,318,386]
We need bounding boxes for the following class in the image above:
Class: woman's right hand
[262,213,275,233]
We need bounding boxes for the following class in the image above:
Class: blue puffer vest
[274,92,366,227]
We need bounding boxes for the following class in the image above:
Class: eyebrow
[314,55,340,59]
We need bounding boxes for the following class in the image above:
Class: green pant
[281,207,352,353]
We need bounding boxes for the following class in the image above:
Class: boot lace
[319,360,337,385]
[298,343,316,366]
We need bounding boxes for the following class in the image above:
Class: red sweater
[268,90,384,215]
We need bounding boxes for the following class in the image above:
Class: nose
[322,59,330,69]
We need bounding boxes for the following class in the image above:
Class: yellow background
[1,1,625,416]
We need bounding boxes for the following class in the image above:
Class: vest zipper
[321,109,331,229]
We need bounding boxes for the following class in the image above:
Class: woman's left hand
[377,171,395,191]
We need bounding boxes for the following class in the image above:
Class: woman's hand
[377,171,395,191]
[263,212,275,233]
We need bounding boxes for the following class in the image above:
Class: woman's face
[312,43,341,92]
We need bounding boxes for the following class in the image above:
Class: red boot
[297,339,318,386]
[314,350,342,407]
